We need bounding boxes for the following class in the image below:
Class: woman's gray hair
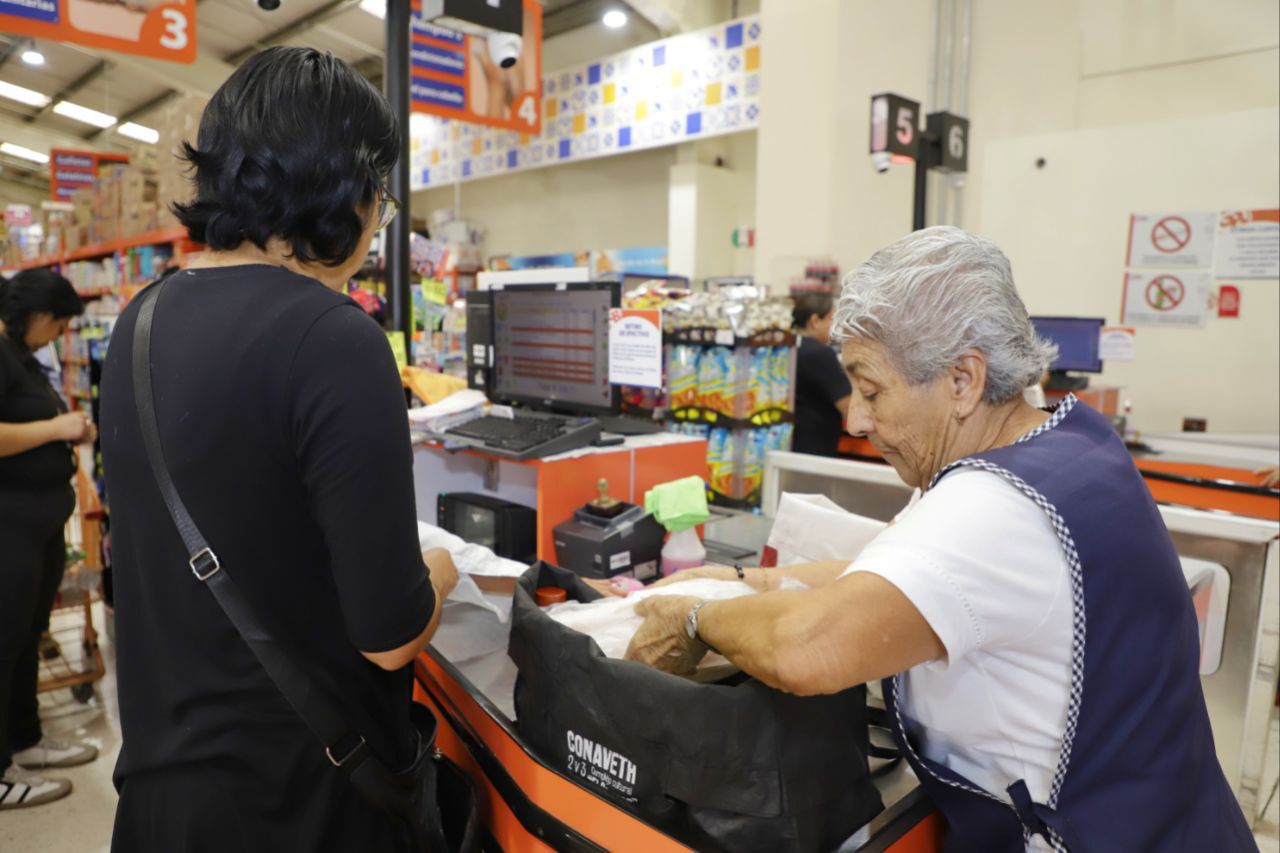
[832,226,1058,404]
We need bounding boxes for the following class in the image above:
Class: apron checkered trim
[903,393,1084,852]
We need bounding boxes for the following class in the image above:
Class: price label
[422,278,449,305]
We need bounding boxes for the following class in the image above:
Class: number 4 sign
[0,0,196,64]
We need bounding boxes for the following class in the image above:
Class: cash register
[552,479,666,581]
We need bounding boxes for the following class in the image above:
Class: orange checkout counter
[408,434,947,852]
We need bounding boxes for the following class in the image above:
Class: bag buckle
[189,547,221,581]
[326,736,367,768]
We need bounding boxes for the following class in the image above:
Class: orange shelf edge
[13,226,195,271]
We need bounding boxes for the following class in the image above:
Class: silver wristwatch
[685,600,710,643]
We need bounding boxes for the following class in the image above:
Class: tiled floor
[3,603,1279,852]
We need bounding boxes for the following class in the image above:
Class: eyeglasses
[376,185,400,231]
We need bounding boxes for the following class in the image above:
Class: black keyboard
[438,413,603,460]
[447,414,569,451]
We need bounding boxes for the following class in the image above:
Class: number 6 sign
[0,0,197,64]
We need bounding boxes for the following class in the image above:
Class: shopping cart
[37,467,107,705]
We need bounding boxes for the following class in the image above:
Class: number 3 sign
[0,0,196,64]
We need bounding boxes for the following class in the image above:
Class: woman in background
[791,292,853,457]
[0,269,98,811]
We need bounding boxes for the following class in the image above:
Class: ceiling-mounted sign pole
[385,0,413,353]
[869,92,969,231]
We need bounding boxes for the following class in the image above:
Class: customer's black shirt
[100,266,434,851]
[0,332,75,492]
[792,336,853,457]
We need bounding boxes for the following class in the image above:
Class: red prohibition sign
[1146,275,1184,311]
[1151,216,1192,253]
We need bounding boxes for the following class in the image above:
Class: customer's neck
[187,239,347,291]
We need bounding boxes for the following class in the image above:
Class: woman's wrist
[745,568,773,592]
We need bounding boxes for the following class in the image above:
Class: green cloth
[645,475,709,533]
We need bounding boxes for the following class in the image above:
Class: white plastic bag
[765,493,886,567]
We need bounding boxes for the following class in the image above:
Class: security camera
[255,0,281,10]
[487,32,522,68]
[871,151,892,173]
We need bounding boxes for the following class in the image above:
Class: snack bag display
[767,423,794,454]
[666,345,701,410]
[698,347,734,416]
[742,429,769,498]
[770,347,794,410]
[750,348,773,417]
[706,428,737,498]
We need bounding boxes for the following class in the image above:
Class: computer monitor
[490,281,621,416]
[1030,316,1104,373]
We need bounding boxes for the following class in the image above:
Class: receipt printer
[553,479,665,582]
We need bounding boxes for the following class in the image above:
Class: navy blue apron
[883,394,1254,852]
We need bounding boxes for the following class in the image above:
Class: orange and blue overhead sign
[0,0,196,64]
[409,0,541,134]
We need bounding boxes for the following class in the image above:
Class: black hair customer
[99,47,458,852]
[791,291,853,456]
[0,269,99,811]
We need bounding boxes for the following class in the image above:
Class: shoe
[12,736,99,770]
[0,765,72,809]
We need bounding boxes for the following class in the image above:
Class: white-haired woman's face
[840,338,954,489]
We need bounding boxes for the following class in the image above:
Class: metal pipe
[924,0,945,228]
[951,0,973,227]
[937,0,956,225]
[386,0,413,348]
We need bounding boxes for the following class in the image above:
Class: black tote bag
[508,562,883,852]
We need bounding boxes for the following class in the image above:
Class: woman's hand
[50,412,93,443]
[1255,465,1279,489]
[624,595,709,676]
[423,547,459,600]
[649,565,739,588]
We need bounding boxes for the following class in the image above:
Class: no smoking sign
[1127,211,1216,268]
[1150,216,1191,254]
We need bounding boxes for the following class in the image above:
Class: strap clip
[326,736,367,768]
[189,547,221,581]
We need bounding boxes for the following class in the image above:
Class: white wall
[415,145,676,258]
[981,109,1280,434]
[755,0,1280,433]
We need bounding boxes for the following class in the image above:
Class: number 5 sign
[0,0,196,63]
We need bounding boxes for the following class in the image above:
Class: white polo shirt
[841,466,1073,837]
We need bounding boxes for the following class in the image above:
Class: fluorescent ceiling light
[0,142,50,164]
[53,100,117,128]
[602,9,627,28]
[0,80,51,108]
[359,0,385,18]
[117,121,159,144]
[21,50,45,66]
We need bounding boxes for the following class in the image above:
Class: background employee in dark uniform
[99,47,458,851]
[0,270,99,811]
[791,292,852,457]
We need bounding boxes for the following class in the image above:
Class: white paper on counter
[407,389,488,432]
[417,521,528,579]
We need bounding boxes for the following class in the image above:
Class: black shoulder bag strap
[131,279,443,851]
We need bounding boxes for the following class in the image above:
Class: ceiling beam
[25,59,109,124]
[0,110,122,155]
[0,36,24,72]
[86,89,180,141]
[544,0,618,39]
[0,162,51,194]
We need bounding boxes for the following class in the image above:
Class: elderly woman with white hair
[624,227,1251,851]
